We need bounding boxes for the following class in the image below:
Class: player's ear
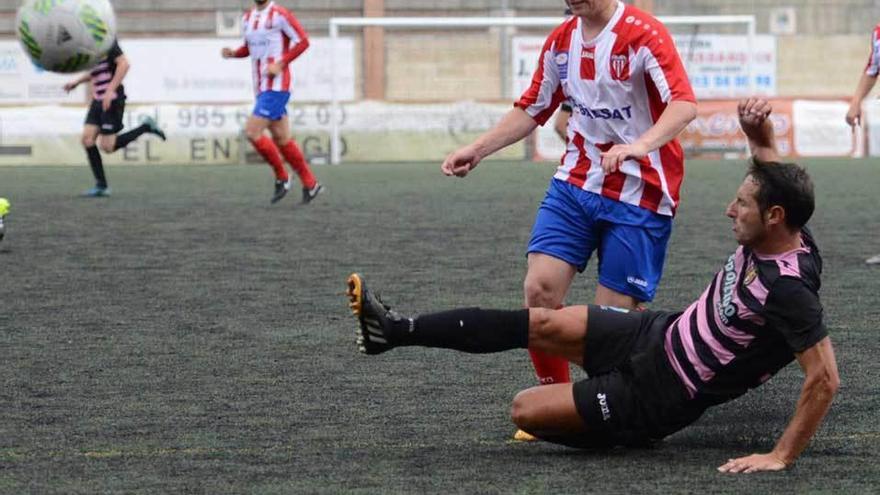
[765,205,786,228]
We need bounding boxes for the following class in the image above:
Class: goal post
[327,14,758,164]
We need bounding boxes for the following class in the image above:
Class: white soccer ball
[15,0,117,73]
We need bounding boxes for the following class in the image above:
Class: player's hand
[221,47,234,59]
[717,453,788,474]
[63,81,78,93]
[441,145,481,178]
[846,103,861,128]
[737,97,772,129]
[266,62,283,76]
[600,142,648,174]
[101,96,112,112]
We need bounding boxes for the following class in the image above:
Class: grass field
[1,159,878,493]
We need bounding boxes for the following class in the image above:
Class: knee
[98,140,115,153]
[244,127,263,142]
[81,134,96,148]
[272,136,289,148]
[524,276,561,308]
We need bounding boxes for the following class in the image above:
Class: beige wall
[777,34,868,97]
[385,32,501,101]
[374,32,873,101]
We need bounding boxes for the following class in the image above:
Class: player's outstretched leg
[345,273,531,355]
[346,273,406,355]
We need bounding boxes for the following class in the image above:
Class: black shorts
[570,306,704,447]
[85,97,126,135]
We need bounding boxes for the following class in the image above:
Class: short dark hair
[746,158,815,230]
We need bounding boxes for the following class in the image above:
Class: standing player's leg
[268,115,323,204]
[82,99,109,197]
[245,113,289,204]
[523,253,578,383]
[594,199,673,309]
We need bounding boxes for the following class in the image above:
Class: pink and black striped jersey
[516,1,695,216]
[238,1,309,94]
[864,22,880,76]
[664,229,826,405]
[89,40,124,100]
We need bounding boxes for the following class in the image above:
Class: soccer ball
[15,0,117,73]
[0,198,9,243]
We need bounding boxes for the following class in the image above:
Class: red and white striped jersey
[239,1,309,94]
[516,2,695,216]
[864,22,880,76]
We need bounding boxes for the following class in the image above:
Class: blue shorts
[527,179,673,302]
[252,91,291,121]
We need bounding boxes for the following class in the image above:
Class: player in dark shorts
[344,98,840,473]
[64,39,166,197]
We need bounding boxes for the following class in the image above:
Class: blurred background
[1,0,879,165]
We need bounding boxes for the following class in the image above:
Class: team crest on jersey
[610,54,630,81]
[744,264,758,286]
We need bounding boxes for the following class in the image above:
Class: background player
[845,20,880,265]
[348,97,839,473]
[440,0,697,439]
[64,39,166,197]
[222,0,323,205]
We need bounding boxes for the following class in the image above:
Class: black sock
[402,308,529,353]
[113,124,150,151]
[85,145,107,188]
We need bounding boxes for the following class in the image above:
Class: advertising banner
[122,37,356,103]
[0,41,87,104]
[512,34,777,100]
[0,37,355,105]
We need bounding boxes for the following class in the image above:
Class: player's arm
[64,73,92,92]
[266,9,310,76]
[737,97,778,162]
[279,10,310,67]
[600,100,697,172]
[553,105,571,142]
[442,30,562,178]
[599,24,698,173]
[440,107,538,177]
[846,72,877,127]
[718,336,839,473]
[101,53,129,110]
[222,45,250,59]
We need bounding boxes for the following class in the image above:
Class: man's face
[725,176,768,247]
[566,0,615,17]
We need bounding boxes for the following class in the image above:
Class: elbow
[809,369,840,398]
[680,101,697,125]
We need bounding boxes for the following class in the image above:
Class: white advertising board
[122,37,356,103]
[511,34,776,100]
[0,41,87,104]
[792,100,855,157]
